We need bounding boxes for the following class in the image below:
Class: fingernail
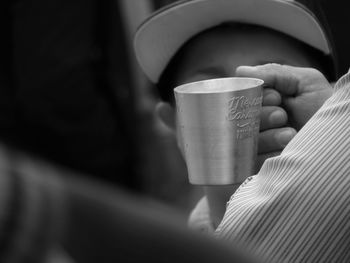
[277,129,296,147]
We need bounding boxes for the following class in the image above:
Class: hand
[237,64,332,172]
[237,64,333,130]
[256,86,297,172]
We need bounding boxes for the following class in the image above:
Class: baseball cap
[134,0,335,83]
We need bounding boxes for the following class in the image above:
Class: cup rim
[174,77,264,94]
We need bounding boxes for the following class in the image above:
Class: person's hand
[236,64,332,172]
[237,64,333,130]
[255,86,297,172]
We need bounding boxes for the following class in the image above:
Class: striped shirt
[191,71,350,262]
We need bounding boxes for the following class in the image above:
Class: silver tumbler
[174,77,263,185]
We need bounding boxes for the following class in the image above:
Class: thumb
[236,64,300,96]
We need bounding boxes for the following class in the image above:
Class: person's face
[156,25,320,151]
[173,26,318,86]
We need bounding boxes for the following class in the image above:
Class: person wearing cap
[134,0,350,261]
[135,0,337,228]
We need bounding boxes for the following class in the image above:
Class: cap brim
[134,0,332,83]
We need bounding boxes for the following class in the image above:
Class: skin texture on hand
[256,86,297,173]
[236,64,333,130]
[238,64,332,174]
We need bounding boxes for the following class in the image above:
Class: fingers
[258,127,297,154]
[236,64,300,95]
[263,88,281,106]
[260,106,287,131]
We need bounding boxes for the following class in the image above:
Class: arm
[216,65,348,262]
[61,167,259,263]
[0,142,259,263]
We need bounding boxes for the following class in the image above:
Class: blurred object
[62,166,260,263]
[0,142,66,263]
[0,0,140,188]
[120,0,202,212]
[0,0,200,212]
[0,141,259,263]
[119,0,154,112]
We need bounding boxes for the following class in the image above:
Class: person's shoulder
[334,70,350,91]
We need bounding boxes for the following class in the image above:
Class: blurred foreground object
[0,0,199,212]
[0,142,259,263]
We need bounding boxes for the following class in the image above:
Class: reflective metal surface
[174,77,263,185]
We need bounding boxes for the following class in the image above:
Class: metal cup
[174,77,263,185]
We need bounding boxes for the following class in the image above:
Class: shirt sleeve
[215,72,350,263]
